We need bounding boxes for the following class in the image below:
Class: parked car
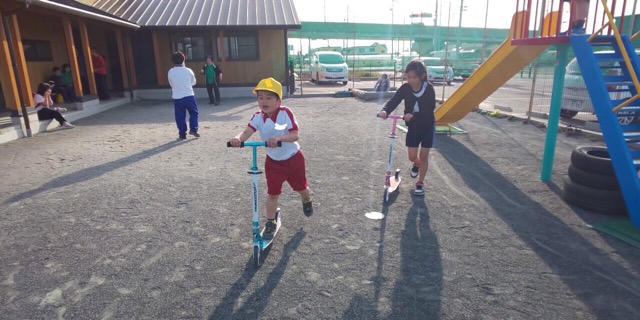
[420,57,454,85]
[310,51,349,85]
[561,50,640,124]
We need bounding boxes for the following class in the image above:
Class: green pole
[541,44,569,181]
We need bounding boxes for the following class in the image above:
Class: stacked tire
[562,146,628,215]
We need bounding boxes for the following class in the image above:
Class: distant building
[344,43,388,55]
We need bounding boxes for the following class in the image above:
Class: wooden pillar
[115,29,129,89]
[0,15,21,111]
[7,15,32,106]
[151,30,165,86]
[124,34,137,88]
[79,20,97,95]
[62,17,83,98]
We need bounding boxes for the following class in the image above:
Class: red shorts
[265,151,308,195]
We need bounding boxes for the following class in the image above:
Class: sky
[289,0,515,54]
[289,0,640,55]
[291,0,514,29]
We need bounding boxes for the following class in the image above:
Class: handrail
[632,31,640,41]
[587,0,640,113]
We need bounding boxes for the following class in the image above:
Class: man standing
[201,55,222,105]
[168,52,199,139]
[91,48,110,100]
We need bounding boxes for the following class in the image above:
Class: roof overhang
[18,0,139,29]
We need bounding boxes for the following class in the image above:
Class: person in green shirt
[200,55,223,105]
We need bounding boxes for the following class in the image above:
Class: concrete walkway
[1,96,638,319]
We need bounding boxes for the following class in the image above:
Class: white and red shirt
[248,106,300,161]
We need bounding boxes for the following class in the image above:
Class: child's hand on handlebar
[228,138,242,147]
[267,138,280,148]
[378,110,387,119]
[403,113,413,122]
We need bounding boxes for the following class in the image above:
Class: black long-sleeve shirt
[382,81,436,130]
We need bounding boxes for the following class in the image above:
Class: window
[22,40,53,62]
[222,31,258,60]
[171,33,207,61]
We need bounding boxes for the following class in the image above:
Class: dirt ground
[1,96,639,319]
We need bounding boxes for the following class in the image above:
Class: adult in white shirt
[168,51,199,139]
[34,82,74,129]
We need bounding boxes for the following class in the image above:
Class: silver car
[561,51,640,124]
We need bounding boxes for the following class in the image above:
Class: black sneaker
[189,131,200,138]
[215,101,220,106]
[414,183,425,196]
[303,198,313,217]
[179,135,187,140]
[410,165,420,178]
[263,220,277,240]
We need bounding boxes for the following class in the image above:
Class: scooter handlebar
[227,141,283,147]
[377,113,404,120]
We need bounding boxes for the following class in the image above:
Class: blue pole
[541,44,569,181]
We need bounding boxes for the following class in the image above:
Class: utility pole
[456,0,464,55]
[434,0,439,51]
[482,0,489,61]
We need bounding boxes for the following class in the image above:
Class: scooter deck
[388,176,401,193]
[259,211,281,249]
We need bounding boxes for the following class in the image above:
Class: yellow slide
[435,12,550,126]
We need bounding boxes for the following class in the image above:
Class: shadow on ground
[437,135,640,317]
[5,140,192,204]
[208,229,306,319]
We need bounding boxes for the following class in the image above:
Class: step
[624,132,640,142]
[594,52,623,60]
[603,75,632,83]
[620,123,640,132]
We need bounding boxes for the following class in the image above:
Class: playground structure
[434,0,640,227]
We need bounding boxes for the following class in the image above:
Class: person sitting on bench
[374,74,390,92]
[49,66,76,102]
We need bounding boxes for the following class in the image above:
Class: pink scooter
[377,114,403,202]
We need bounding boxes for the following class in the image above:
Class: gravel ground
[1,96,639,319]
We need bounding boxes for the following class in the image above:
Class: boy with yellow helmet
[228,77,313,240]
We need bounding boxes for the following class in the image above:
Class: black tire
[567,164,620,190]
[342,81,348,85]
[394,169,400,180]
[253,245,260,268]
[562,177,627,215]
[560,109,578,118]
[570,146,615,175]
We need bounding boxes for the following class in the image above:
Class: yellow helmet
[253,77,282,100]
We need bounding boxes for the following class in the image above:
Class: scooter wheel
[394,169,400,180]
[253,245,260,268]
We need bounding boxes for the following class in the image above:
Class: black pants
[206,82,220,103]
[54,86,76,102]
[94,73,110,100]
[37,108,66,125]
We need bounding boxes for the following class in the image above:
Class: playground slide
[435,13,550,126]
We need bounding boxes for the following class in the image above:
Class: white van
[310,51,349,85]
[420,57,454,85]
[561,50,640,124]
